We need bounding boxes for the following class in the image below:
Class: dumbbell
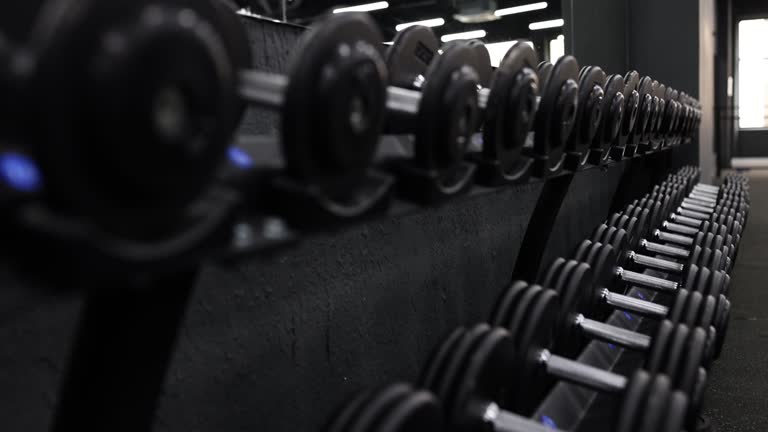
[422,324,689,432]
[327,383,445,432]
[619,203,735,274]
[574,240,731,358]
[561,65,610,170]
[587,72,634,166]
[494,275,713,376]
[663,176,750,214]
[632,187,742,261]
[622,76,658,157]
[539,256,727,361]
[640,187,744,263]
[384,28,543,186]
[6,0,255,235]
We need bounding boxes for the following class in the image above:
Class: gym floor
[705,172,768,431]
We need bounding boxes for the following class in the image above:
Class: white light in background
[549,34,565,62]
[333,1,389,13]
[495,2,548,17]
[737,19,768,128]
[440,30,487,42]
[485,40,535,67]
[529,18,564,30]
[395,18,446,31]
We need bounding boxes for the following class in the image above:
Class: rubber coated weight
[27,0,237,232]
[283,13,388,183]
[385,25,438,89]
[482,42,539,178]
[533,56,579,175]
[565,65,605,167]
[414,42,480,171]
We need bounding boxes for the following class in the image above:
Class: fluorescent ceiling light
[495,2,548,17]
[529,18,564,30]
[333,1,389,13]
[395,18,445,31]
[485,40,535,67]
[441,30,487,42]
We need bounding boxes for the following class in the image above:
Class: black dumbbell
[494,276,712,376]
[10,0,251,233]
[422,324,689,432]
[586,73,631,166]
[618,204,735,274]
[575,240,731,358]
[606,70,642,161]
[386,29,542,186]
[327,383,443,432]
[633,188,742,261]
[595,220,730,291]
[561,65,609,170]
[540,256,728,361]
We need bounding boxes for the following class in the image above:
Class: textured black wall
[564,0,628,75]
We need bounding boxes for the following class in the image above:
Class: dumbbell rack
[0,13,706,432]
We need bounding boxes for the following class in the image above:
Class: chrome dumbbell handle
[681,201,716,214]
[629,251,684,273]
[542,349,627,392]
[640,238,689,258]
[654,229,694,247]
[483,403,566,432]
[602,288,670,318]
[662,220,699,236]
[668,213,703,228]
[616,267,679,292]
[576,314,652,350]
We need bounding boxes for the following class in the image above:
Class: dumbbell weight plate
[415,43,480,171]
[644,320,674,374]
[29,0,236,231]
[638,375,671,432]
[385,25,438,89]
[341,384,415,432]
[490,281,530,328]
[283,12,387,181]
[482,42,539,177]
[506,287,559,413]
[565,65,605,166]
[533,56,579,174]
[616,370,651,432]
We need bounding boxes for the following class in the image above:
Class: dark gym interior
[0,1,766,431]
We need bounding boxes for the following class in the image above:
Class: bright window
[738,19,768,129]
[549,34,564,63]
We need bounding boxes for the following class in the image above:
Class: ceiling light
[395,18,446,31]
[495,2,548,17]
[333,1,389,13]
[440,30,487,42]
[528,18,564,30]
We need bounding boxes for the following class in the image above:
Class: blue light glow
[0,152,41,192]
[636,291,646,300]
[541,415,558,429]
[228,146,254,169]
[608,343,616,350]
[623,311,633,321]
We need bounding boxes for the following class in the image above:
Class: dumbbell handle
[680,201,715,214]
[684,197,715,209]
[542,349,627,392]
[240,70,287,107]
[576,314,652,350]
[654,229,693,247]
[602,288,669,318]
[668,213,704,229]
[662,220,700,237]
[239,70,492,115]
[616,267,679,292]
[677,207,711,221]
[689,192,717,204]
[694,183,720,193]
[484,403,565,432]
[640,239,689,259]
[629,251,684,273]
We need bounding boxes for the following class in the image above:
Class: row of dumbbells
[0,0,704,248]
[322,168,749,432]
